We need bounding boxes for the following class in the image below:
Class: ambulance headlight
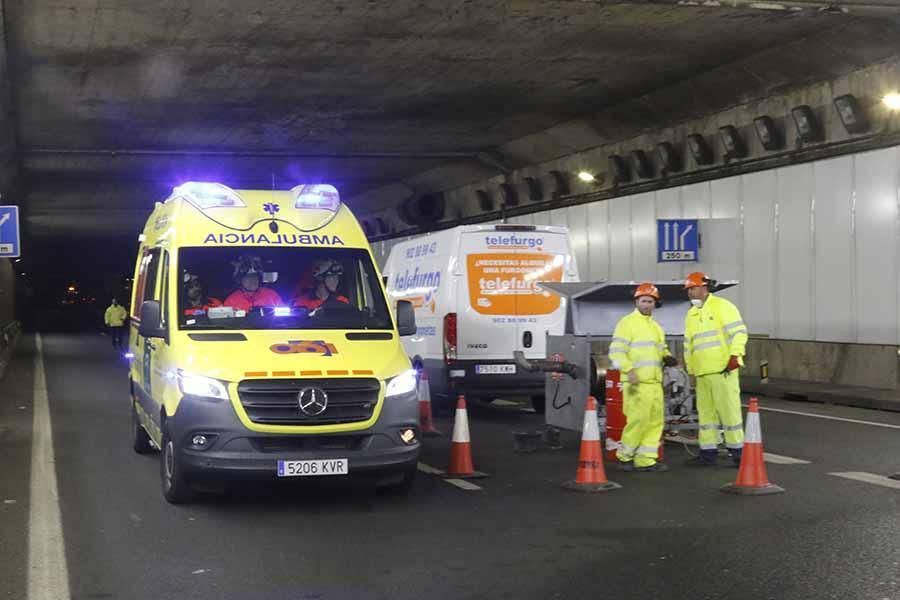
[177,370,229,401]
[291,184,341,211]
[172,182,246,209]
[385,369,418,398]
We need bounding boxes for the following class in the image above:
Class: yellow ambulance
[127,182,419,503]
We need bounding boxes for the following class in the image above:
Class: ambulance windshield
[177,247,392,331]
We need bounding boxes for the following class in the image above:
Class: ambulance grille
[237,378,380,426]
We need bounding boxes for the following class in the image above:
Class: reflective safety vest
[104,304,127,327]
[609,309,671,383]
[683,293,748,376]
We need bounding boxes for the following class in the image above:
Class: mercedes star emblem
[298,387,328,416]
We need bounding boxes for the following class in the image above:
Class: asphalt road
[3,332,900,600]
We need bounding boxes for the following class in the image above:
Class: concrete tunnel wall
[0,258,14,328]
[372,144,900,390]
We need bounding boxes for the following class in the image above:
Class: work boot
[728,449,743,468]
[636,462,669,473]
[684,450,717,467]
[616,460,635,472]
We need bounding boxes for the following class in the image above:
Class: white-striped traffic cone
[562,396,621,492]
[721,398,784,495]
[444,395,488,479]
[417,370,442,437]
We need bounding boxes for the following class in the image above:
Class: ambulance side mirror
[138,300,166,340]
[396,300,417,337]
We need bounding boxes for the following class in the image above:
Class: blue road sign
[657,219,698,263]
[0,205,20,258]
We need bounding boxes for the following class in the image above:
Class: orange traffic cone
[721,398,785,495]
[563,396,621,493]
[417,370,442,437]
[445,395,489,479]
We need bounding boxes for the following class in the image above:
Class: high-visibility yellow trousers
[617,382,664,468]
[696,371,744,451]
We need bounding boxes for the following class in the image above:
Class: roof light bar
[291,184,341,211]
[172,182,246,209]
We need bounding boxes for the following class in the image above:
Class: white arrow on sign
[0,213,9,228]
[679,224,693,250]
[664,222,670,250]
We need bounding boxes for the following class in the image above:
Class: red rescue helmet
[684,272,711,290]
[633,282,660,301]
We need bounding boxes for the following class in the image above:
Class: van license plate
[277,458,349,477]
[475,364,516,375]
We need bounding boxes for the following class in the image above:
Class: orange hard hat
[684,272,710,289]
[633,282,660,301]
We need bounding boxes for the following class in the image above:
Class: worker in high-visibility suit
[609,283,678,473]
[104,298,128,349]
[682,272,749,467]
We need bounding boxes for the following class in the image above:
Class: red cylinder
[604,369,625,462]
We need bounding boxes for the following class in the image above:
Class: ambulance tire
[131,398,153,455]
[531,395,546,414]
[160,417,194,504]
[381,465,417,495]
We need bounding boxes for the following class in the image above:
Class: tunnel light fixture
[686,134,713,165]
[753,116,783,151]
[655,142,682,174]
[577,171,596,183]
[292,184,341,211]
[883,93,900,111]
[629,150,654,179]
[791,105,823,143]
[608,155,632,184]
[833,94,869,134]
[718,126,748,159]
[172,182,246,209]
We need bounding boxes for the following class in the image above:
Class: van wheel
[160,418,194,504]
[531,395,546,414]
[131,399,153,454]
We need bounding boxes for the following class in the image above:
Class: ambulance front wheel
[161,417,194,504]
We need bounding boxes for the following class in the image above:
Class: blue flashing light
[292,184,341,211]
[172,182,246,209]
[273,306,292,317]
[124,352,135,360]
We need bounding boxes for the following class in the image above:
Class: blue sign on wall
[0,205,20,258]
[657,219,698,263]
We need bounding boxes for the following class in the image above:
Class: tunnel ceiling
[7,0,900,240]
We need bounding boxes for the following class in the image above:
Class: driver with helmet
[292,259,349,311]
[223,254,283,311]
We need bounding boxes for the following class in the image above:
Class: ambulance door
[148,249,174,415]
[133,248,163,421]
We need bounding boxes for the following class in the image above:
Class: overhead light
[883,93,900,111]
[524,177,543,202]
[753,116,783,151]
[546,170,570,199]
[476,189,494,212]
[791,105,823,144]
[499,183,519,206]
[629,150,654,179]
[833,94,869,134]
[577,171,596,183]
[686,134,713,165]
[655,142,682,174]
[718,126,748,159]
[608,155,632,184]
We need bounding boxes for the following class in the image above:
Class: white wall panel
[586,201,610,281]
[608,197,633,281]
[532,210,550,227]
[710,178,741,219]
[630,193,657,280]
[853,148,900,344]
[741,170,777,336]
[549,208,568,229]
[682,182,712,219]
[813,156,854,342]
[708,178,743,307]
[567,204,590,279]
[775,164,815,339]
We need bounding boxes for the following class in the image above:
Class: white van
[382,224,579,412]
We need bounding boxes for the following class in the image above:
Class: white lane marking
[492,399,521,407]
[28,334,71,600]
[444,479,483,491]
[751,405,900,430]
[763,452,811,465]
[417,463,444,475]
[828,472,900,490]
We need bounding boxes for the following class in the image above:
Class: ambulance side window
[133,248,162,319]
[357,258,378,316]
[159,251,170,330]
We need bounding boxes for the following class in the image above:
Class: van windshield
[177,247,393,331]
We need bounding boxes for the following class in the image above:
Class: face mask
[690,299,703,308]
